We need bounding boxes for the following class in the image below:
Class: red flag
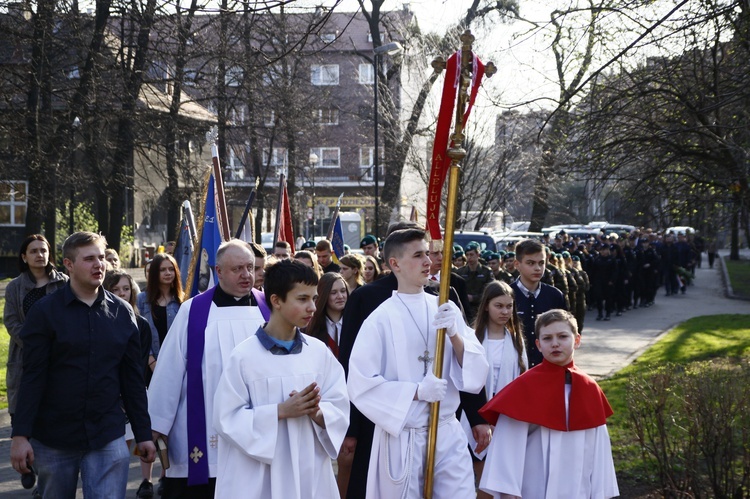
[277,181,296,253]
[426,50,485,241]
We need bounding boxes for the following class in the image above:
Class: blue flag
[331,214,346,264]
[189,174,222,297]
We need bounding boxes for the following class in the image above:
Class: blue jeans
[32,436,130,499]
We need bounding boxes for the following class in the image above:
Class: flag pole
[207,126,231,241]
[234,176,259,240]
[272,173,285,247]
[185,168,212,297]
[326,193,344,240]
[424,30,496,499]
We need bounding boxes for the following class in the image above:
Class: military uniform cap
[360,234,377,247]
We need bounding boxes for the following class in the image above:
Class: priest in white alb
[148,240,268,497]
[347,228,489,498]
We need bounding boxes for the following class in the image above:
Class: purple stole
[250,288,271,321]
[186,286,216,485]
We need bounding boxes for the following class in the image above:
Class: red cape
[478,360,613,431]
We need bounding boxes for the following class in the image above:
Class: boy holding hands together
[213,260,349,498]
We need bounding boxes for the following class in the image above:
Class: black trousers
[162,477,216,499]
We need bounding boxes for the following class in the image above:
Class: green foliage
[625,361,750,498]
[0,297,8,409]
[600,315,750,495]
[725,259,750,299]
[53,201,99,262]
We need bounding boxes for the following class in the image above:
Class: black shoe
[616,311,623,316]
[596,316,603,321]
[137,479,154,499]
[21,472,35,490]
[157,478,164,497]
[604,316,611,321]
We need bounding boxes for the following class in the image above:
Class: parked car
[452,230,497,252]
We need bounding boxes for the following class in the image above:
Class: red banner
[426,51,485,241]
[278,181,296,253]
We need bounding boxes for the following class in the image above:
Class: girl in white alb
[463,280,527,499]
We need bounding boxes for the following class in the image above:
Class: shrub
[626,360,750,498]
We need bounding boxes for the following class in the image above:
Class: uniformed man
[455,242,495,322]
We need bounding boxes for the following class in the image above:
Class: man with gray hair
[148,239,266,498]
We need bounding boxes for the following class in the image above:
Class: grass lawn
[725,258,750,298]
[600,314,750,496]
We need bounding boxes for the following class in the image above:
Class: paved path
[575,254,750,378]
[0,255,747,497]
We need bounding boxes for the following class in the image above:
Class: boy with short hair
[479,309,619,499]
[511,239,566,367]
[212,260,349,498]
[347,228,489,498]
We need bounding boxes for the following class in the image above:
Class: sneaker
[136,479,154,499]
[157,478,164,496]
[604,316,611,321]
[596,315,603,321]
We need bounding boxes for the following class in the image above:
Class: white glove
[417,372,447,402]
[433,302,461,337]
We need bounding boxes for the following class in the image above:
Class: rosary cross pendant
[418,350,433,376]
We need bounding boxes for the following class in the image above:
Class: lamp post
[308,152,318,239]
[372,41,403,240]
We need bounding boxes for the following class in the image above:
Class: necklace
[396,293,433,376]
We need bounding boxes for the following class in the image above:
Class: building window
[66,66,80,79]
[358,63,374,84]
[225,66,243,87]
[0,180,27,226]
[313,108,339,125]
[183,68,200,87]
[263,110,276,126]
[320,33,336,43]
[311,147,340,168]
[311,64,339,86]
[263,148,288,168]
[230,106,245,125]
[359,147,384,179]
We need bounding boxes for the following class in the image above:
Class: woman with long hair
[103,270,156,498]
[136,253,184,369]
[4,235,68,490]
[338,253,364,291]
[4,235,68,420]
[362,254,381,284]
[468,280,527,499]
[304,272,348,357]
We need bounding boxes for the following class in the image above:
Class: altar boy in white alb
[347,228,489,498]
[213,260,350,498]
[478,309,619,499]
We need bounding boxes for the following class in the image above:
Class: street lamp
[308,152,318,239]
[373,41,403,240]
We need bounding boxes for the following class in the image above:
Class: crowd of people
[3,221,708,498]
